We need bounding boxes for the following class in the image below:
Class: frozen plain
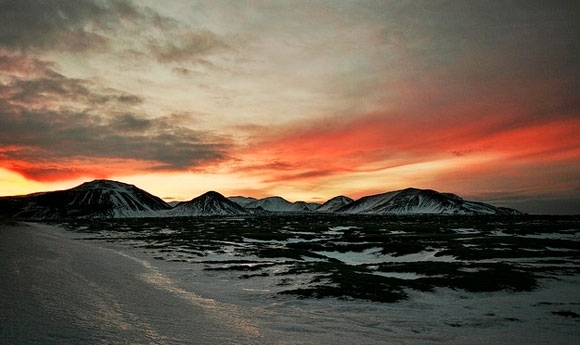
[1,220,579,345]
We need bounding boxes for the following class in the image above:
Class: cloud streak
[231,94,580,202]
[148,30,230,64]
[0,0,131,52]
[0,108,232,181]
[0,51,231,181]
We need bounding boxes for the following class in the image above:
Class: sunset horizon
[1,1,579,215]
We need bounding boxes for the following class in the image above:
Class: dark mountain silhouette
[0,179,171,219]
[317,195,354,213]
[336,188,521,215]
[0,180,522,219]
[227,196,258,208]
[168,191,247,216]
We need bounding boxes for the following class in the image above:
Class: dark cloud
[111,114,152,132]
[263,169,336,183]
[0,58,143,110]
[236,161,295,173]
[0,0,237,78]
[0,107,232,176]
[0,0,233,65]
[373,1,580,126]
[172,67,193,76]
[2,75,89,105]
[451,150,472,157]
[0,0,132,51]
[148,30,230,64]
[0,53,56,76]
[379,1,580,65]
[0,52,231,180]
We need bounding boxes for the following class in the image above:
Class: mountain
[243,196,295,212]
[294,201,321,212]
[228,196,258,208]
[167,191,248,216]
[0,180,523,219]
[336,188,521,215]
[0,179,171,219]
[317,196,354,212]
[243,196,319,212]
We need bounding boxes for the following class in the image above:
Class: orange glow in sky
[0,1,579,214]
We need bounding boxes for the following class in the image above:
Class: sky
[0,0,579,214]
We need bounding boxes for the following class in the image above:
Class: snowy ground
[2,216,579,344]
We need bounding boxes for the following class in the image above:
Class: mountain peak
[74,179,135,191]
[227,196,258,208]
[337,187,520,215]
[2,179,170,219]
[0,181,522,219]
[197,191,225,199]
[168,190,247,216]
[242,196,318,212]
[317,195,354,212]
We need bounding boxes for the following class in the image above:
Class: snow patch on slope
[239,196,320,213]
[337,188,519,215]
[167,191,248,216]
[317,196,354,212]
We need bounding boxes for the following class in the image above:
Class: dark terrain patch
[59,215,580,303]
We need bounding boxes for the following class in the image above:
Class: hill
[337,188,521,215]
[0,179,171,219]
[168,191,248,216]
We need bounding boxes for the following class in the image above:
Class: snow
[228,196,258,207]
[243,196,318,212]
[325,225,360,235]
[337,188,515,215]
[371,271,431,280]
[245,196,294,212]
[452,228,481,235]
[166,191,248,217]
[9,179,172,219]
[18,215,574,344]
[2,180,522,219]
[317,196,354,212]
[314,248,456,265]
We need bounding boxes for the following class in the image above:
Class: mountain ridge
[0,179,171,219]
[167,191,247,216]
[317,195,354,213]
[0,179,522,219]
[336,187,520,215]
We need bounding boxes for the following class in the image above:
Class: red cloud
[232,108,580,194]
[2,157,160,183]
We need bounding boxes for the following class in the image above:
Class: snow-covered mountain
[294,201,321,212]
[243,196,318,212]
[243,196,294,212]
[167,191,248,216]
[336,188,521,215]
[316,196,354,212]
[0,180,523,219]
[0,179,171,219]
[228,196,258,208]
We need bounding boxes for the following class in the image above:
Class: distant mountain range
[241,196,320,212]
[0,179,522,219]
